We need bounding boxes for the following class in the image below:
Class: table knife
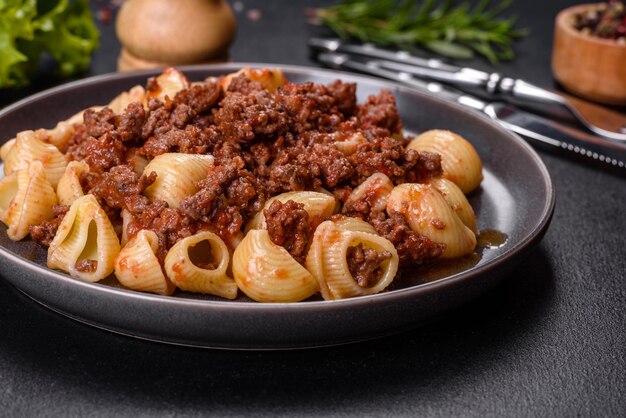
[316,52,626,173]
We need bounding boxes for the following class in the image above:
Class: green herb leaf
[0,0,99,89]
[315,0,526,63]
[425,40,474,59]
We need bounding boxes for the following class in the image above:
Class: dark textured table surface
[1,1,625,416]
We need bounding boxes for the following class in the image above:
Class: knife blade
[315,52,626,173]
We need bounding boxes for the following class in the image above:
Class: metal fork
[309,38,626,142]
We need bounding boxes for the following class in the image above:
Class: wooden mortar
[116,0,236,72]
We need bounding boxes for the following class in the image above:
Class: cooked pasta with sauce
[0,67,485,303]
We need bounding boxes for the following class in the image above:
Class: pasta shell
[304,221,333,298]
[343,172,394,214]
[0,138,16,161]
[45,107,99,152]
[107,85,146,113]
[0,172,18,219]
[120,209,133,247]
[165,231,237,299]
[333,132,367,155]
[48,194,121,282]
[0,161,57,241]
[126,150,149,176]
[386,183,476,259]
[314,187,341,214]
[221,67,287,93]
[114,229,175,295]
[245,191,337,232]
[143,153,215,208]
[407,129,483,194]
[426,177,478,234]
[57,160,90,206]
[6,107,95,154]
[146,67,190,102]
[3,130,67,188]
[306,220,399,300]
[233,230,318,303]
[44,123,75,153]
[332,216,377,234]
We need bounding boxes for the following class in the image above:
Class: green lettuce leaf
[0,0,99,89]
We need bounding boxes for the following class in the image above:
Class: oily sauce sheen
[390,229,508,289]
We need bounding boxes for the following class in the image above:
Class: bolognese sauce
[30,70,445,283]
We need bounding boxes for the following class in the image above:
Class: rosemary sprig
[314,0,527,64]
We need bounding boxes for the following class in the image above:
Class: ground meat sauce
[347,243,392,288]
[74,259,98,273]
[31,70,445,272]
[29,205,69,246]
[350,137,442,185]
[264,200,310,264]
[83,164,155,211]
[357,89,403,135]
[371,211,445,264]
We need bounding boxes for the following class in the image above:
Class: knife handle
[488,105,626,175]
[490,76,567,106]
[376,60,567,107]
[526,132,626,176]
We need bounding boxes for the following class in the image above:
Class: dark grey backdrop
[0,1,624,416]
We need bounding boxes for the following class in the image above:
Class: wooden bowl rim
[556,2,626,49]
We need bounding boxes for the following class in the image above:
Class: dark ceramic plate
[0,64,554,349]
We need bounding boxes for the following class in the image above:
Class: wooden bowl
[552,3,626,105]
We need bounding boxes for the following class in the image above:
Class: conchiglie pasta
[0,173,18,219]
[0,161,58,241]
[408,129,483,194]
[306,220,399,300]
[44,123,75,153]
[333,132,367,155]
[343,172,394,214]
[386,183,476,259]
[45,107,100,152]
[302,217,378,299]
[107,85,146,113]
[145,67,190,101]
[232,229,318,303]
[143,153,215,208]
[426,177,478,234]
[114,229,175,295]
[8,107,98,154]
[3,130,67,187]
[314,187,341,214]
[56,160,90,206]
[126,149,149,176]
[332,216,377,234]
[220,67,287,93]
[0,138,15,161]
[48,194,121,282]
[164,231,237,299]
[120,209,133,247]
[245,191,337,232]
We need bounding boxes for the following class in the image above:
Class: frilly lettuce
[0,0,99,89]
